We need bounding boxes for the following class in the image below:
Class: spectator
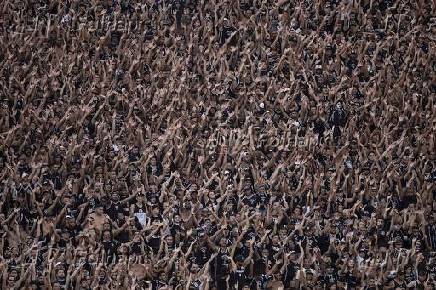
[0,0,435,289]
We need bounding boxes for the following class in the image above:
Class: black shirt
[329,108,347,127]
[284,262,299,286]
[105,202,127,221]
[230,266,251,289]
[102,240,119,264]
[220,26,237,45]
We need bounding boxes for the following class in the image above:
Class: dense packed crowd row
[0,0,435,289]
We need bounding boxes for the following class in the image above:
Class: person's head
[416,239,423,252]
[60,231,71,243]
[271,234,280,245]
[87,253,97,264]
[396,270,405,281]
[80,273,91,288]
[190,262,200,274]
[376,218,384,228]
[159,271,168,282]
[418,270,427,283]
[219,237,228,248]
[294,206,302,216]
[150,155,157,166]
[385,277,395,288]
[102,230,112,241]
[235,254,245,266]
[103,221,111,231]
[119,244,129,255]
[93,204,104,215]
[261,248,269,259]
[201,207,209,218]
[164,235,174,246]
[7,270,18,285]
[136,192,145,203]
[111,192,120,202]
[162,162,171,173]
[56,267,66,282]
[358,220,366,231]
[152,205,160,215]
[65,215,75,226]
[133,232,142,243]
[394,237,403,249]
[98,267,107,281]
[110,267,119,281]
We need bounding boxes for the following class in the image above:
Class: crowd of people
[0,0,435,289]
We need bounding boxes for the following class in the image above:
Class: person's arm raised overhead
[230,225,248,258]
[13,263,31,290]
[206,235,219,252]
[165,246,182,274]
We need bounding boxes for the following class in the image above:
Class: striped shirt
[426,224,436,250]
